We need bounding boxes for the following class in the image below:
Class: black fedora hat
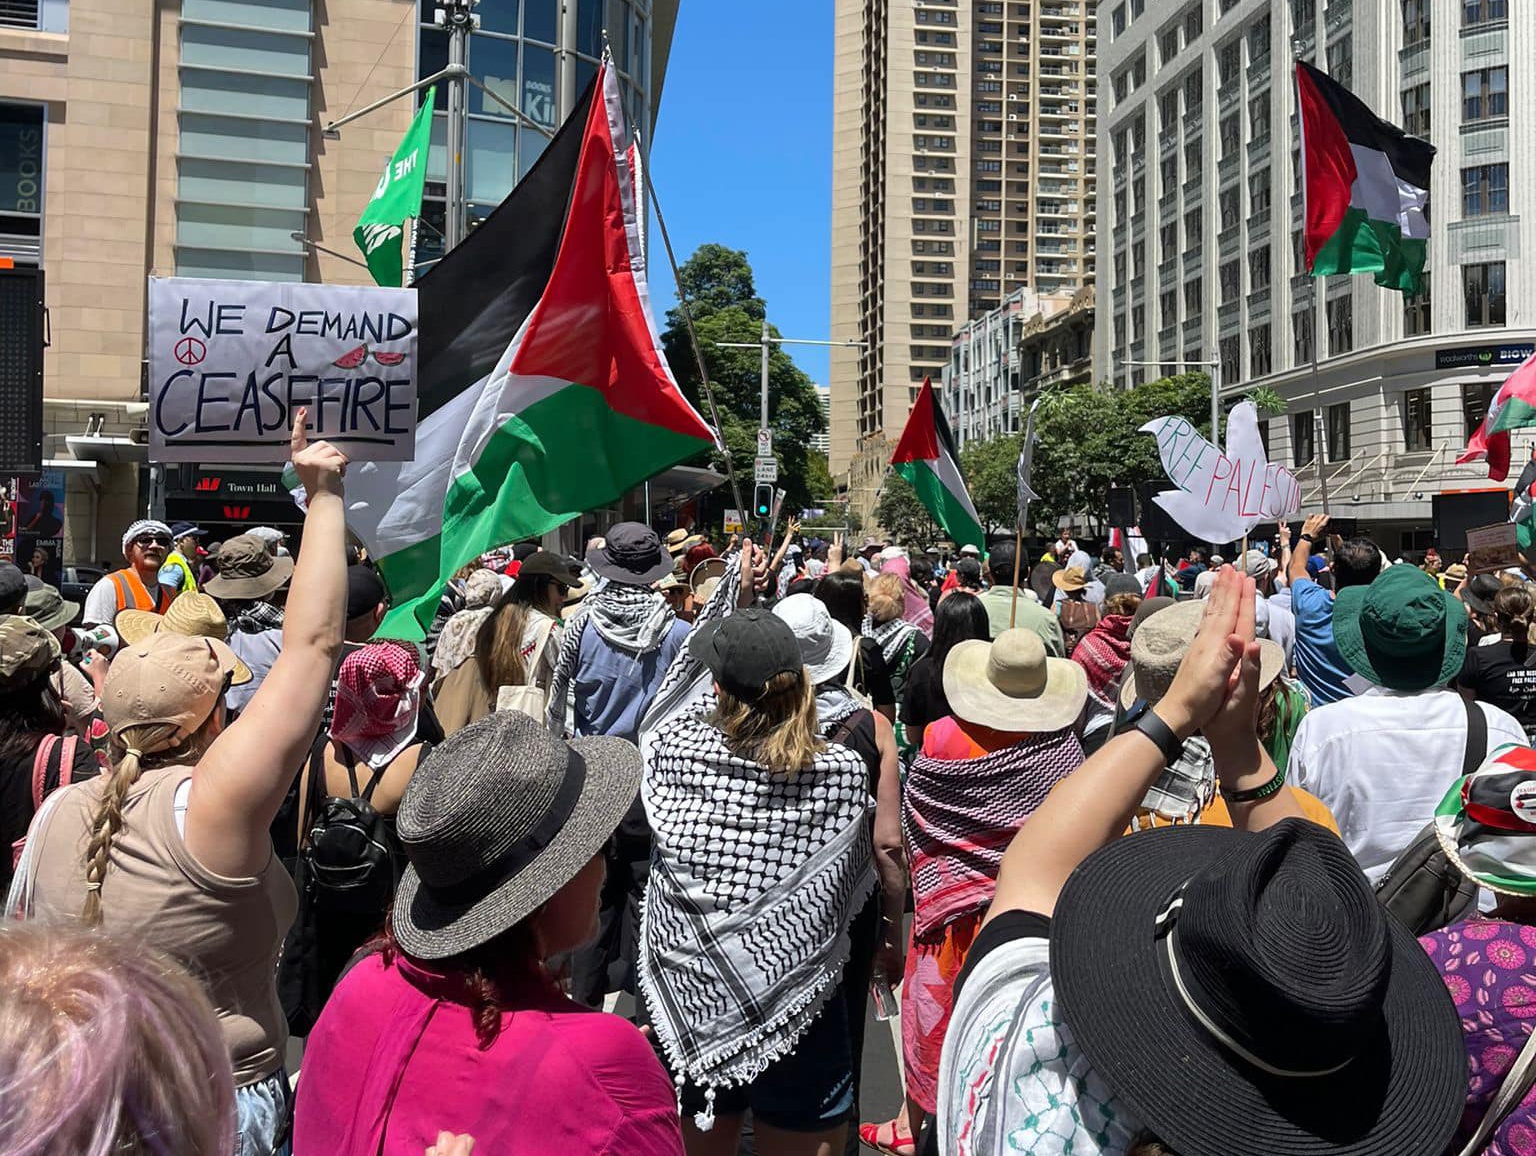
[1050,819,1465,1156]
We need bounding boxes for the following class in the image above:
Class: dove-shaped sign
[1139,400,1301,543]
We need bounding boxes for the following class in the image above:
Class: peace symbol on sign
[174,337,206,366]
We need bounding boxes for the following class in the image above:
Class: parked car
[58,565,106,616]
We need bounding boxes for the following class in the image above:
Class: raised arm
[1288,513,1329,587]
[185,411,349,877]
[985,567,1300,922]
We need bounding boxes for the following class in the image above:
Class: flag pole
[643,169,748,526]
[1009,525,1024,629]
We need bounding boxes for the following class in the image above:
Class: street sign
[757,428,773,457]
[723,509,744,534]
[754,457,778,483]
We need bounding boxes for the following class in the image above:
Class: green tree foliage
[660,245,826,511]
[874,474,937,547]
[1021,373,1220,535]
[960,436,1026,537]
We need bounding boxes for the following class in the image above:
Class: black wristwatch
[1299,533,1317,544]
[1122,700,1185,764]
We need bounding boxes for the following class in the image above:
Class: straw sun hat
[942,628,1086,733]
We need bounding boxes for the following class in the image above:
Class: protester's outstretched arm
[185,411,348,878]
[1287,513,1328,586]
[870,710,907,983]
[985,568,1252,922]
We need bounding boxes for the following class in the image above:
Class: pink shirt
[293,953,683,1156]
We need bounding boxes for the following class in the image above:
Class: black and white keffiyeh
[864,614,918,666]
[638,556,876,1125]
[546,582,675,735]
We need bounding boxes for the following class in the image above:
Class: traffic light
[753,483,774,520]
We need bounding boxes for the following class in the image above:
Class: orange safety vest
[110,569,174,615]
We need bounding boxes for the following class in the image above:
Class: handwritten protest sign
[1467,522,1520,575]
[148,277,418,463]
[1139,400,1301,543]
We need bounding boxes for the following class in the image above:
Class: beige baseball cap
[103,632,247,748]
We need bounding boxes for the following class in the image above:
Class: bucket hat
[1050,818,1466,1156]
[392,710,642,959]
[1333,565,1467,692]
[21,576,78,632]
[586,522,674,585]
[0,616,61,690]
[116,593,251,686]
[772,593,854,685]
[1432,741,1536,895]
[203,534,294,601]
[942,628,1086,733]
[103,632,246,747]
[1120,599,1284,710]
[1051,566,1088,593]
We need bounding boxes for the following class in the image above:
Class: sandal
[859,1118,916,1156]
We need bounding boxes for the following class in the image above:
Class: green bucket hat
[0,615,62,691]
[1333,564,1466,692]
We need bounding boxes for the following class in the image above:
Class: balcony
[1248,55,1271,86]
[1159,194,1179,222]
[1324,4,1351,34]
[1159,257,1178,281]
[1184,241,1204,265]
[1183,175,1204,199]
[1218,301,1242,332]
[1247,287,1271,313]
[1218,225,1242,255]
[1183,318,1204,342]
[1218,79,1242,113]
[1218,154,1241,184]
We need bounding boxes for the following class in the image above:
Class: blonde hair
[0,923,235,1156]
[81,718,217,925]
[869,573,905,625]
[711,669,825,776]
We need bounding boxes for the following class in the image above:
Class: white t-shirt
[81,576,120,629]
[1288,687,1527,883]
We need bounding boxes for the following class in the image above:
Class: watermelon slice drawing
[333,344,368,369]
[371,350,407,366]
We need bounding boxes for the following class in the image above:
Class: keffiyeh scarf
[904,730,1083,936]
[865,614,919,668]
[1070,615,1133,707]
[330,641,425,770]
[547,582,676,735]
[230,599,284,634]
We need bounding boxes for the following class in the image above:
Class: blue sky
[647,2,834,387]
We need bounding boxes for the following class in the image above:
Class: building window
[1160,88,1180,131]
[1250,325,1272,377]
[1186,6,1203,41]
[1403,0,1431,44]
[1463,67,1509,123]
[1160,25,1180,64]
[1161,289,1178,325]
[0,103,45,260]
[1220,187,1241,229]
[1292,0,1317,28]
[1293,310,1314,363]
[1293,411,1315,467]
[1184,139,1203,178]
[1462,164,1509,217]
[1160,222,1178,253]
[1112,4,1127,35]
[1404,273,1432,336]
[1465,262,1507,327]
[1327,295,1353,355]
[1185,279,1202,315]
[1250,14,1272,59]
[1220,260,1241,303]
[1463,381,1498,439]
[1401,82,1431,137]
[1249,92,1270,140]
[1250,246,1270,290]
[1185,207,1203,248]
[1220,335,1241,383]
[1250,172,1271,218]
[1161,155,1179,190]
[1326,402,1350,462]
[1184,68,1202,109]
[1218,40,1242,87]
[1220,114,1241,159]
[1326,34,1352,89]
[1403,388,1434,452]
[1464,0,1508,27]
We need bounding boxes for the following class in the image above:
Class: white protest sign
[1139,400,1301,543]
[148,277,418,464]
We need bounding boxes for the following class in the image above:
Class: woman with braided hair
[15,411,349,1156]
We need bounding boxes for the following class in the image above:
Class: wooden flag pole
[1009,525,1024,629]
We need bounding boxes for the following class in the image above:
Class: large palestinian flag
[1457,353,1536,482]
[342,63,716,637]
[1297,61,1435,294]
[890,379,985,550]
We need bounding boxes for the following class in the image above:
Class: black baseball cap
[956,558,984,588]
[517,550,581,587]
[345,564,388,620]
[512,541,540,562]
[688,608,804,701]
[0,563,25,615]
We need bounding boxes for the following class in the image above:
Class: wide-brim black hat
[1050,822,1466,1156]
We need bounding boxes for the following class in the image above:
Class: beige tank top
[29,766,298,1087]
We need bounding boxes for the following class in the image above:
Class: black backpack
[302,740,402,915]
[1374,696,1485,936]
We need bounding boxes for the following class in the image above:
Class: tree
[874,475,937,548]
[660,245,826,512]
[960,435,1025,538]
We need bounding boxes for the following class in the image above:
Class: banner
[1139,400,1301,544]
[11,470,64,586]
[148,277,418,464]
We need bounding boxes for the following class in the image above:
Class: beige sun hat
[942,628,1087,733]
[1119,598,1284,711]
[116,592,251,685]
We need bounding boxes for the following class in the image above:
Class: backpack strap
[55,736,79,792]
[30,735,58,812]
[1464,695,1488,778]
[1455,1023,1536,1156]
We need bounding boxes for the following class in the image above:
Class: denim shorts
[676,986,854,1133]
[235,1068,292,1156]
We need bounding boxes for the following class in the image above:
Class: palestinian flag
[889,379,985,550]
[339,62,715,637]
[1297,61,1435,294]
[1456,353,1536,482]
[1511,455,1536,553]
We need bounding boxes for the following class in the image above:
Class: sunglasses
[133,534,172,548]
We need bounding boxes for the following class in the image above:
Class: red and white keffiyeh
[330,641,425,769]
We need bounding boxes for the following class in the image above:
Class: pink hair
[0,923,234,1156]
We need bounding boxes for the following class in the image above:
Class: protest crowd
[8,415,1536,1156]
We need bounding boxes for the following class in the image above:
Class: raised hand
[1155,566,1254,740]
[289,407,348,500]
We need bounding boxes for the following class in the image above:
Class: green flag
[353,88,435,287]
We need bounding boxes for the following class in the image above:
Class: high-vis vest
[110,569,174,615]
[162,550,199,594]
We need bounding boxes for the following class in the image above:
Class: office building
[0,0,676,563]
[830,0,1098,524]
[1096,0,1532,552]
[811,382,831,455]
[944,284,1094,446]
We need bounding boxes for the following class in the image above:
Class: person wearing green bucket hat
[1291,564,1528,884]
